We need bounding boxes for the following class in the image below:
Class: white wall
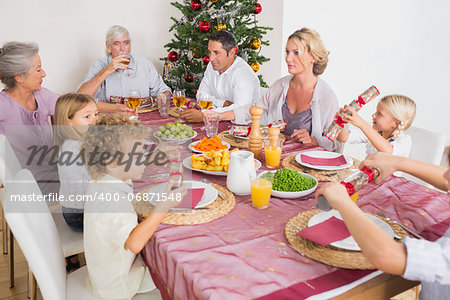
[283,0,450,145]
[1,0,448,146]
[0,0,281,91]
[0,0,180,93]
[256,0,284,86]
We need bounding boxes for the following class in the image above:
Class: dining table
[133,109,450,300]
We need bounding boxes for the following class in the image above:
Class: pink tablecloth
[136,111,450,300]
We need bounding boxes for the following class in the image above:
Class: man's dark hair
[209,30,237,53]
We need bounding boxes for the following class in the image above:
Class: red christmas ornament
[254,2,262,14]
[199,21,211,33]
[202,55,210,64]
[190,0,202,11]
[235,45,239,54]
[184,74,195,83]
[168,51,179,62]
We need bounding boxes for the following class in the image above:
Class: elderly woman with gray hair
[78,25,171,102]
[0,41,131,193]
[258,28,339,151]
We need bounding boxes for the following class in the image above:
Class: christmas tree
[161,0,272,97]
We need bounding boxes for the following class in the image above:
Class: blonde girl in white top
[337,94,416,157]
[53,93,98,232]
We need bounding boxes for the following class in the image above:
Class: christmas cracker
[324,86,380,141]
[230,120,287,137]
[109,96,153,107]
[316,167,380,211]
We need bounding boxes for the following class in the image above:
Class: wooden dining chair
[4,168,162,300]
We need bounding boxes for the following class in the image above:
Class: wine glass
[173,89,186,123]
[198,93,213,110]
[127,89,141,119]
[197,93,213,130]
[119,51,131,77]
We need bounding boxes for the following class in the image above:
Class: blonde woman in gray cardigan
[258,28,338,151]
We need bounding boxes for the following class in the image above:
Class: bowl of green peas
[259,168,318,199]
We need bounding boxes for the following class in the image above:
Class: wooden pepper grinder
[248,105,263,161]
[268,127,280,148]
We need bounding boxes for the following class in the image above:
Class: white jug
[226,150,256,195]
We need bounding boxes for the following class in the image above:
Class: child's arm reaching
[315,182,407,275]
[125,180,187,254]
[341,105,394,153]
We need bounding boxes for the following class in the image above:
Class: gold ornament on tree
[210,0,219,2]
[214,21,226,31]
[250,61,260,72]
[250,38,261,50]
[192,47,201,58]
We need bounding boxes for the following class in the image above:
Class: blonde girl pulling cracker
[337,94,416,158]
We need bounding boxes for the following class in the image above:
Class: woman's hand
[341,105,365,128]
[291,129,317,145]
[315,182,351,211]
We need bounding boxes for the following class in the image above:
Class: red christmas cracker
[324,86,380,141]
[230,120,286,137]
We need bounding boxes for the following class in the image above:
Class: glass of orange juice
[249,173,273,209]
[264,139,282,168]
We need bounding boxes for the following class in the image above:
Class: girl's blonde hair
[288,28,330,76]
[53,93,97,146]
[379,94,416,139]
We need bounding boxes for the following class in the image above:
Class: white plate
[145,180,218,210]
[188,140,231,153]
[259,171,318,199]
[295,150,353,171]
[307,210,394,251]
[154,130,197,145]
[183,156,262,176]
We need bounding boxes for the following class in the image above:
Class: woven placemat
[285,209,407,270]
[138,106,158,114]
[218,130,286,149]
[168,107,180,118]
[134,183,235,225]
[282,153,360,182]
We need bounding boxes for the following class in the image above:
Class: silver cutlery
[200,178,226,200]
[376,211,424,240]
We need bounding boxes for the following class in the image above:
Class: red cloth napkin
[177,188,205,209]
[296,216,351,246]
[301,154,347,166]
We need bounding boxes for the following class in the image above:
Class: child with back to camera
[337,94,416,157]
[316,151,450,299]
[82,114,186,299]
